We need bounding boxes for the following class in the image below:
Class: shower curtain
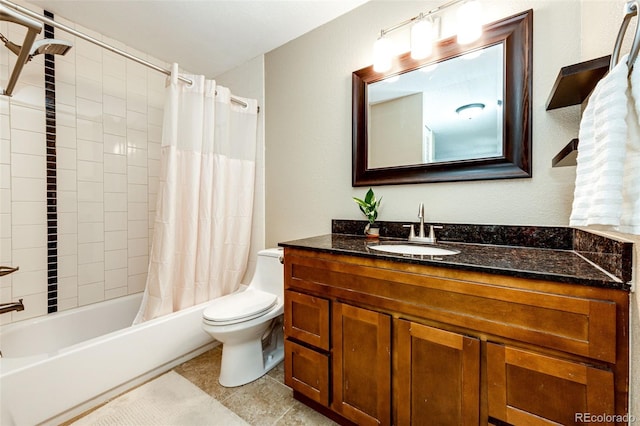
[134,63,258,323]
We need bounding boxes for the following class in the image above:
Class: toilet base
[218,327,284,387]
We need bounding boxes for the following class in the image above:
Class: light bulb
[411,18,433,60]
[373,35,393,72]
[457,0,482,45]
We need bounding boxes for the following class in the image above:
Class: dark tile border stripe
[44,10,57,313]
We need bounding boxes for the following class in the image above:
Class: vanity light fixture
[373,31,393,72]
[456,102,485,119]
[457,0,483,44]
[372,0,482,73]
[411,13,435,60]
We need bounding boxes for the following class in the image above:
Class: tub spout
[0,299,24,314]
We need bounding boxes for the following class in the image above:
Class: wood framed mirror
[352,9,532,186]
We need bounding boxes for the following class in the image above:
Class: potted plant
[353,188,382,238]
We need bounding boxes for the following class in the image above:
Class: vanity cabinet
[282,247,629,425]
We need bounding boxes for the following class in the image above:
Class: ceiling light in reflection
[456,102,485,119]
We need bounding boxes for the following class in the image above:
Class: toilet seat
[203,289,278,326]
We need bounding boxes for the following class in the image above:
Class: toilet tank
[248,248,284,300]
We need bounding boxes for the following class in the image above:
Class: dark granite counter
[279,230,632,291]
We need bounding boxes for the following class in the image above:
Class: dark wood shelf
[547,56,610,167]
[551,139,579,167]
[546,56,611,110]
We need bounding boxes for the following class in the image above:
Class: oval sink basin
[369,244,460,256]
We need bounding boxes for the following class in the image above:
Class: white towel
[570,54,632,230]
[620,60,640,233]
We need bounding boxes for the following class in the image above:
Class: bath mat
[71,371,249,426]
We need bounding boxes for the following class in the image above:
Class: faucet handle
[428,225,443,241]
[403,224,416,239]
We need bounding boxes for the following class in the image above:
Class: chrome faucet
[417,203,426,239]
[405,203,442,244]
[0,299,24,314]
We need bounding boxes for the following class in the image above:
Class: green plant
[353,188,382,225]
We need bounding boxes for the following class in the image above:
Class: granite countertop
[279,233,629,290]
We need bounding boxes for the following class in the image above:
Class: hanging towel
[570,55,630,228]
[620,59,640,233]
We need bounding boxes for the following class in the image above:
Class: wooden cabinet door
[487,343,615,425]
[332,302,391,426]
[395,319,480,426]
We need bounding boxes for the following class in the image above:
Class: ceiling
[28,0,369,77]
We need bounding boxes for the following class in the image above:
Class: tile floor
[73,346,338,426]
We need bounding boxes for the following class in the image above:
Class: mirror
[353,10,532,186]
[368,44,504,167]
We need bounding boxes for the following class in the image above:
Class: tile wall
[0,4,166,323]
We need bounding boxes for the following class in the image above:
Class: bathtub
[0,293,216,426]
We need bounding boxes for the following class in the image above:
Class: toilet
[202,247,285,387]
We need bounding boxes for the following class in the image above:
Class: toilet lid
[203,289,278,323]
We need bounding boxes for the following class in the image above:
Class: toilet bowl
[202,248,285,387]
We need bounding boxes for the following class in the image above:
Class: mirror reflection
[368,43,504,168]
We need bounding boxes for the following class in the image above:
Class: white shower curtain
[134,63,258,323]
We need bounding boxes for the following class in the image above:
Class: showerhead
[1,34,72,61]
[0,4,43,96]
[28,38,72,57]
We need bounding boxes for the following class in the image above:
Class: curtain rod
[0,0,252,110]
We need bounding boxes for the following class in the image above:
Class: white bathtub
[0,293,216,425]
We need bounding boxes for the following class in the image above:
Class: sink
[369,244,460,256]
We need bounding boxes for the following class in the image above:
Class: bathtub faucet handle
[0,265,19,277]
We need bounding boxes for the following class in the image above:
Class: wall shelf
[546,55,610,110]
[547,55,610,167]
[551,139,579,167]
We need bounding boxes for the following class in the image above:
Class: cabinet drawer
[284,339,330,406]
[285,290,330,350]
[487,342,615,425]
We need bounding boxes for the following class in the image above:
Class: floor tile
[219,375,295,426]
[275,400,340,426]
[267,359,285,384]
[173,346,239,401]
